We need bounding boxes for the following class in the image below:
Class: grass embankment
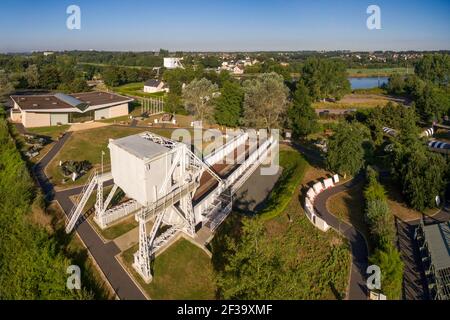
[347,67,413,78]
[121,239,216,299]
[13,124,70,163]
[0,118,109,299]
[212,146,351,299]
[259,148,308,220]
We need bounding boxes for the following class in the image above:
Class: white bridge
[66,130,278,283]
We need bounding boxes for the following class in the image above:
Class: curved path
[314,175,369,300]
[33,132,146,300]
[291,143,369,300]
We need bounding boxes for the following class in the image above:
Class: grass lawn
[347,67,414,78]
[121,239,216,300]
[114,82,167,99]
[69,184,139,240]
[89,214,138,241]
[27,124,71,139]
[257,150,351,299]
[313,93,398,109]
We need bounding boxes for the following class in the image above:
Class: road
[291,142,368,300]
[33,131,146,300]
[314,175,369,300]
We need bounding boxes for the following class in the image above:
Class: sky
[0,0,449,52]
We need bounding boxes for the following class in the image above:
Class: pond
[349,77,389,90]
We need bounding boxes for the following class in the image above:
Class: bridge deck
[193,141,251,202]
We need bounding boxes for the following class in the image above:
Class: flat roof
[11,91,133,112]
[423,222,450,271]
[110,134,170,161]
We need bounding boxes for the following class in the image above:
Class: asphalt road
[33,131,146,300]
[290,143,368,300]
[314,175,369,300]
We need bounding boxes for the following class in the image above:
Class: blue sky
[0,0,449,52]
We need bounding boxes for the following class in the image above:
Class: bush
[259,150,307,220]
[363,166,403,299]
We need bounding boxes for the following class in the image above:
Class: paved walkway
[68,121,111,132]
[33,131,146,300]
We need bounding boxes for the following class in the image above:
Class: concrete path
[32,131,146,300]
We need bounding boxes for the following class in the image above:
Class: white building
[10,91,133,128]
[143,79,169,93]
[164,57,184,69]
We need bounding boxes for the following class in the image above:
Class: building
[163,57,184,69]
[10,91,133,128]
[416,221,450,300]
[233,66,244,75]
[143,79,169,93]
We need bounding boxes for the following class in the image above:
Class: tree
[326,122,367,177]
[214,81,244,127]
[369,243,404,300]
[0,71,15,98]
[386,73,405,95]
[182,78,218,122]
[25,65,39,88]
[392,147,447,211]
[165,92,185,114]
[102,67,123,87]
[287,81,318,137]
[242,72,289,129]
[415,53,450,86]
[301,57,350,101]
[39,65,60,89]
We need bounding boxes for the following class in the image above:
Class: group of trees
[300,57,351,101]
[389,114,448,211]
[0,118,92,299]
[102,66,155,87]
[386,54,450,123]
[326,122,369,177]
[364,168,403,300]
[0,54,90,96]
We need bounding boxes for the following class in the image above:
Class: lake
[349,77,389,90]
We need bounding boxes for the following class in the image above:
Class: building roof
[429,140,450,150]
[11,91,133,112]
[110,133,169,161]
[423,222,450,271]
[144,79,162,87]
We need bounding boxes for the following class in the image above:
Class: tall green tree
[0,71,15,98]
[301,57,350,101]
[214,81,244,127]
[243,72,289,129]
[183,78,218,122]
[287,81,318,137]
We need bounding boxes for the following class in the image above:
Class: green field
[347,67,414,78]
[114,82,167,99]
[122,239,216,299]
[45,126,177,188]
